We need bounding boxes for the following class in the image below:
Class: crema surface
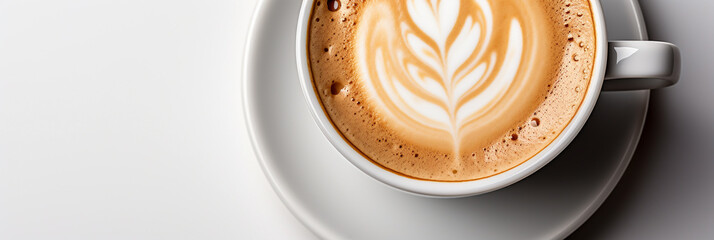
[307,0,596,181]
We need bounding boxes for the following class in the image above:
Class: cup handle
[603,41,681,91]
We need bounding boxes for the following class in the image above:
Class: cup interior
[295,0,609,197]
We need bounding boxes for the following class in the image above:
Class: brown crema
[307,0,596,181]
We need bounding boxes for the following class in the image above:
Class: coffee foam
[308,0,596,181]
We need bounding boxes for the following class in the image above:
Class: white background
[1,0,713,239]
[0,0,315,239]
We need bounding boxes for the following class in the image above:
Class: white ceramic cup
[295,0,680,198]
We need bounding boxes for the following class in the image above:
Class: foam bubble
[327,0,340,12]
[530,118,541,127]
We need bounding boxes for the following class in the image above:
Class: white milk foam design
[356,0,524,153]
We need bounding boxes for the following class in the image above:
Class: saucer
[244,0,649,238]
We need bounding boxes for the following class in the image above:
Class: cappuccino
[307,0,596,181]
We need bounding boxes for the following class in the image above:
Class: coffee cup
[295,0,679,197]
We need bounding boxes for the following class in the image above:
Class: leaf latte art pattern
[310,0,597,180]
[356,0,524,154]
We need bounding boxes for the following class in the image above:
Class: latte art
[357,0,525,155]
[307,0,596,181]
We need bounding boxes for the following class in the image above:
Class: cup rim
[295,0,608,198]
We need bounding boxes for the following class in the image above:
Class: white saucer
[244,0,649,238]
